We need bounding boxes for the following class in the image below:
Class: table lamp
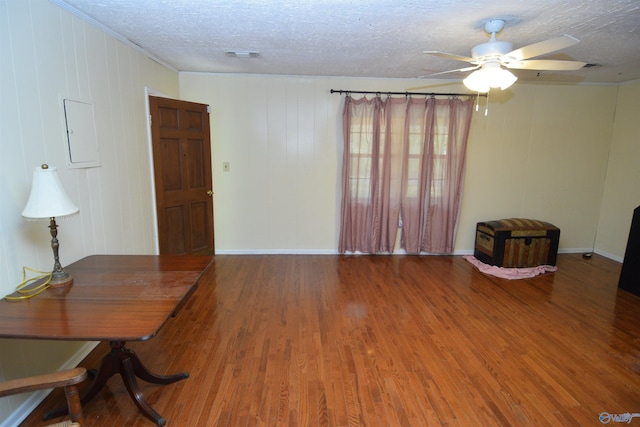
[22,164,79,287]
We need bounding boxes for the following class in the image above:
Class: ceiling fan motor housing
[471,40,513,60]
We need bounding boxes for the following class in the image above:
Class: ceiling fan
[423,19,587,92]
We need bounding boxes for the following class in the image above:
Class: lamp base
[50,273,73,288]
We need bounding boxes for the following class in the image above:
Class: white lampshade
[22,165,79,219]
[463,62,518,93]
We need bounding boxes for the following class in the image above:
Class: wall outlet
[223,162,230,172]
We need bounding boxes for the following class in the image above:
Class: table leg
[127,345,189,385]
[120,357,166,427]
[44,340,188,426]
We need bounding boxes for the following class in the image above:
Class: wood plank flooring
[19,254,640,426]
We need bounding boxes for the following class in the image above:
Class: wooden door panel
[190,201,209,251]
[165,205,186,255]
[185,109,204,130]
[150,96,214,255]
[187,139,206,188]
[160,138,183,191]
[158,106,180,129]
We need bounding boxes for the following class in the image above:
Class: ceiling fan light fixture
[463,62,517,92]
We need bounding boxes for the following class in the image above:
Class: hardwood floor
[20,254,640,426]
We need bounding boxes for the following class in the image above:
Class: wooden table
[0,254,213,426]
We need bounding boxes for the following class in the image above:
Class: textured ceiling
[54,0,640,84]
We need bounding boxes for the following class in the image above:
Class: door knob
[207,190,213,196]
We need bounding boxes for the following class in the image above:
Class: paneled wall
[596,81,640,258]
[461,83,618,255]
[180,75,342,252]
[179,73,620,255]
[0,1,178,424]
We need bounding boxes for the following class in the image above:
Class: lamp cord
[4,267,53,301]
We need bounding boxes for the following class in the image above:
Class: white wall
[0,1,178,425]
[461,83,618,255]
[180,73,619,255]
[180,74,342,252]
[596,81,640,259]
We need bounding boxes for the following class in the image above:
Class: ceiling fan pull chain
[485,92,490,116]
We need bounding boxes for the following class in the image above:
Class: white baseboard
[216,249,339,255]
[593,249,624,263]
[0,341,99,427]
[215,248,622,261]
[216,249,469,255]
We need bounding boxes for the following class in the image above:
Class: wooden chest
[474,218,560,268]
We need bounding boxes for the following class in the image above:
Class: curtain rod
[330,89,487,98]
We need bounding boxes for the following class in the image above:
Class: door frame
[144,87,176,254]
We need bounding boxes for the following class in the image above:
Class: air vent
[225,50,260,58]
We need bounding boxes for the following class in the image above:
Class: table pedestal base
[44,341,188,426]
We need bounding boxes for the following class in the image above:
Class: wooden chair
[0,367,87,427]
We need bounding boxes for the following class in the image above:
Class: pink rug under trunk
[463,255,557,280]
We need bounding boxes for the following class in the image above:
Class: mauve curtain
[339,96,405,253]
[339,95,473,254]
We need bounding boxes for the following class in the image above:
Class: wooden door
[149,96,214,255]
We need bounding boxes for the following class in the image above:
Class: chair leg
[64,384,85,425]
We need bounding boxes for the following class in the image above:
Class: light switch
[223,162,230,172]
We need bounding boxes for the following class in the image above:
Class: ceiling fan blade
[504,35,580,61]
[505,59,587,71]
[423,51,475,63]
[418,65,480,78]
